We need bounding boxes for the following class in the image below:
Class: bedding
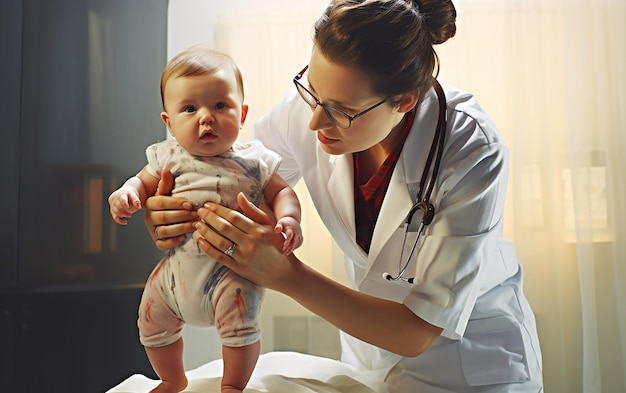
[106,351,390,393]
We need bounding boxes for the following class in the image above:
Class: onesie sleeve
[144,139,183,180]
[144,142,162,179]
[253,140,282,188]
[231,140,283,206]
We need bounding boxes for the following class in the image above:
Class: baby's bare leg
[145,338,188,393]
[221,341,260,393]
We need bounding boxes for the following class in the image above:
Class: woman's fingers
[197,203,256,246]
[193,214,289,290]
[194,195,276,252]
[237,192,276,226]
[153,222,196,250]
[145,205,196,250]
[155,168,174,196]
[193,210,252,277]
[143,170,197,249]
[145,196,197,225]
[193,225,235,264]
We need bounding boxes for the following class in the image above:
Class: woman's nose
[308,105,334,131]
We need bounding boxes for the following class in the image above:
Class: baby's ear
[240,104,249,126]
[160,111,171,130]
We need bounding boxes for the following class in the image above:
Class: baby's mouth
[200,129,216,140]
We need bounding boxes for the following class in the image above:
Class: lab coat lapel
[327,154,357,239]
[367,163,414,266]
[366,89,439,272]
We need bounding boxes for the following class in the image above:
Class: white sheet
[106,351,390,393]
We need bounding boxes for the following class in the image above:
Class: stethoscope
[383,79,447,284]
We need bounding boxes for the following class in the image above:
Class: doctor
[145,0,544,391]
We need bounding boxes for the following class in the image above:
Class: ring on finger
[154,226,163,240]
[223,243,236,257]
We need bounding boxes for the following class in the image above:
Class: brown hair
[160,46,244,109]
[313,0,456,105]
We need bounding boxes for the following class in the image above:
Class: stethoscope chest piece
[406,201,434,232]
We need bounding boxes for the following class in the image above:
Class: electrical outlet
[307,316,340,359]
[274,316,309,353]
[273,315,340,359]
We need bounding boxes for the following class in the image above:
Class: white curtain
[169,0,626,391]
[435,1,626,392]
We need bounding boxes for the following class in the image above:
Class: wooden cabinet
[0,0,169,391]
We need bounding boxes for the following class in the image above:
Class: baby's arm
[263,172,303,255]
[108,166,160,225]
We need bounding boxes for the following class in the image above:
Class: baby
[108,46,303,393]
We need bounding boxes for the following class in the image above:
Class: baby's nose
[199,108,214,124]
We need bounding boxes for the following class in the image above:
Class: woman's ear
[397,92,419,114]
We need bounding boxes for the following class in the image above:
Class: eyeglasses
[293,65,386,129]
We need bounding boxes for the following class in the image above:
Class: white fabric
[106,352,388,393]
[434,2,626,391]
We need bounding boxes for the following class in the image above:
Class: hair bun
[414,0,457,44]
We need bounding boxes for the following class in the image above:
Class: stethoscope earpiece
[383,271,414,284]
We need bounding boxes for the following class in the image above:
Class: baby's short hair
[160,46,244,109]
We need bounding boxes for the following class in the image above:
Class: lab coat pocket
[459,315,530,386]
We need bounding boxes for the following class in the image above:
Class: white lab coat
[253,83,543,392]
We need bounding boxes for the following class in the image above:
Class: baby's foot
[221,386,243,393]
[150,378,188,393]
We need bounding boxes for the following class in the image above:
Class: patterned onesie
[137,139,280,348]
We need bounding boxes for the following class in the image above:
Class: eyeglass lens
[295,82,352,128]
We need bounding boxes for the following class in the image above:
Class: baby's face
[161,70,244,157]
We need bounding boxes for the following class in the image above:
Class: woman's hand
[144,169,198,250]
[195,193,442,356]
[194,192,296,290]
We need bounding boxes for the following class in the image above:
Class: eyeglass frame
[293,65,386,129]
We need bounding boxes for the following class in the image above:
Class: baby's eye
[182,105,196,113]
[215,102,226,110]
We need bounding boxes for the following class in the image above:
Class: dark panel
[19,0,169,290]
[0,0,168,391]
[0,294,18,386]
[4,288,156,392]
[0,0,22,291]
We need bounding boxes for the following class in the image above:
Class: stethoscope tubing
[391,221,425,284]
[383,79,447,284]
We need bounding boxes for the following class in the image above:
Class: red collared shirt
[354,110,416,253]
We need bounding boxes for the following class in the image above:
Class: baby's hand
[108,187,142,225]
[275,216,303,255]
